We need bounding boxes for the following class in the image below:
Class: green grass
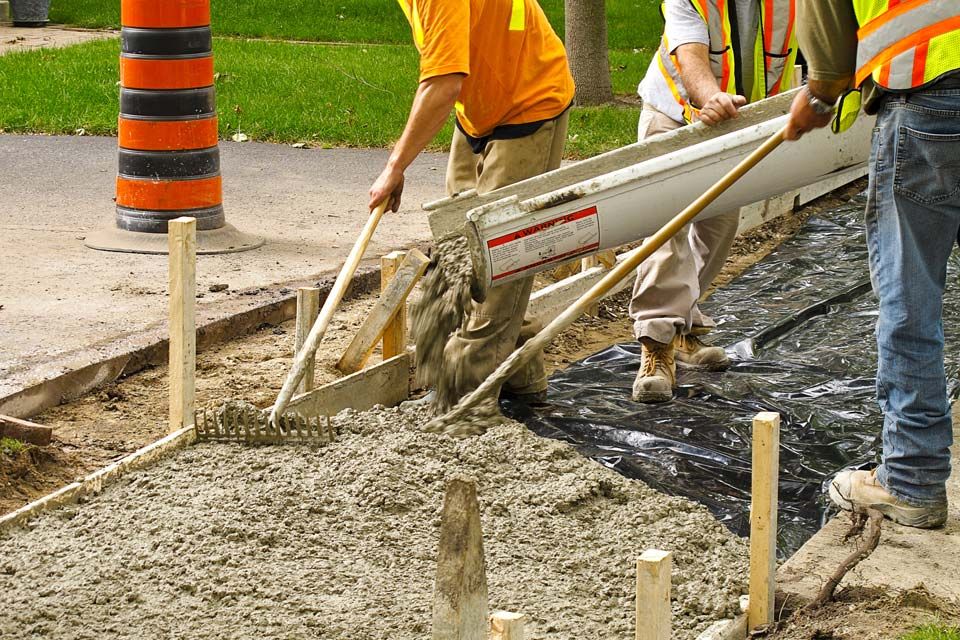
[50,0,663,50]
[901,624,960,640]
[0,437,27,455]
[0,37,645,157]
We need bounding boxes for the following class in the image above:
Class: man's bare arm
[675,42,747,126]
[369,73,465,211]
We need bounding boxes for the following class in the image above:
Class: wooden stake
[168,217,196,434]
[295,287,321,394]
[636,549,672,640]
[337,248,429,374]
[0,415,53,446]
[490,611,525,640]
[748,412,781,631]
[381,251,406,360]
[432,477,488,640]
[793,64,803,89]
[581,255,600,316]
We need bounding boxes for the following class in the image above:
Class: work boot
[674,332,730,371]
[632,337,676,403]
[829,468,948,529]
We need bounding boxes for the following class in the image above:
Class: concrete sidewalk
[779,413,960,607]
[0,134,446,407]
[0,25,114,55]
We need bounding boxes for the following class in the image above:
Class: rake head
[194,401,335,445]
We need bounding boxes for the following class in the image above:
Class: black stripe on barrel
[116,205,225,233]
[121,27,212,56]
[119,147,220,179]
[120,87,216,118]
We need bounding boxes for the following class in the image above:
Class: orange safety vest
[854,0,960,90]
[657,0,798,123]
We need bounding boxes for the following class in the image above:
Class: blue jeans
[867,80,960,506]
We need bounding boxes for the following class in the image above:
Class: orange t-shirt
[397,0,575,138]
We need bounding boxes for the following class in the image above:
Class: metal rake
[194,403,335,445]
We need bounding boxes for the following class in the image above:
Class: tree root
[803,507,884,613]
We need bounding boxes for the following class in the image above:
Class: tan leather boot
[829,468,948,529]
[632,337,676,403]
[674,333,730,371]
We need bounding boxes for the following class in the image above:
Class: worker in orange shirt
[369,0,575,408]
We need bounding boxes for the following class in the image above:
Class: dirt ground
[762,586,960,640]
[0,183,863,517]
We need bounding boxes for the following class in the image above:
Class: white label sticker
[486,205,601,284]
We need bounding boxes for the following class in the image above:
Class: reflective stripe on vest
[658,0,794,124]
[855,0,960,89]
[657,35,701,123]
[397,0,526,46]
[761,0,797,95]
[510,0,525,31]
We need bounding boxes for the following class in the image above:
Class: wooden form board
[168,218,196,434]
[337,249,429,375]
[0,425,196,534]
[287,352,411,418]
[381,251,408,360]
[748,412,781,631]
[295,287,321,394]
[0,414,53,446]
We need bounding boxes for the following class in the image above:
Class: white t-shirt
[638,0,759,124]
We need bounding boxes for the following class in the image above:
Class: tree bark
[564,0,614,106]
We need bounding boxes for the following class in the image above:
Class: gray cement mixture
[411,235,476,412]
[1,405,748,639]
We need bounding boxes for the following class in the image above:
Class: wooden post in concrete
[490,611,525,640]
[294,287,321,394]
[432,477,488,640]
[168,217,196,433]
[382,251,407,360]
[636,549,672,640]
[748,412,781,631]
[337,249,429,374]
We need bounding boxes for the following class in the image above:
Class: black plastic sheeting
[503,195,960,556]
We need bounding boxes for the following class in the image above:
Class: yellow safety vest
[853,0,960,90]
[657,0,798,123]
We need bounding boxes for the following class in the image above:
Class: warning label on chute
[486,205,600,283]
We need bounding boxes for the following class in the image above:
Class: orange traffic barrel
[86,0,261,254]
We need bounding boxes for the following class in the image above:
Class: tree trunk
[564,0,614,106]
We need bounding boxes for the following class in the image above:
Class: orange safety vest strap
[763,0,796,95]
[856,0,960,87]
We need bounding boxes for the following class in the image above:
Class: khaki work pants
[629,104,740,344]
[443,112,569,398]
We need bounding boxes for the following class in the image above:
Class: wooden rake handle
[270,201,390,424]
[431,126,788,427]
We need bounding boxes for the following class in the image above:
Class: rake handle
[448,126,788,416]
[270,201,389,424]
